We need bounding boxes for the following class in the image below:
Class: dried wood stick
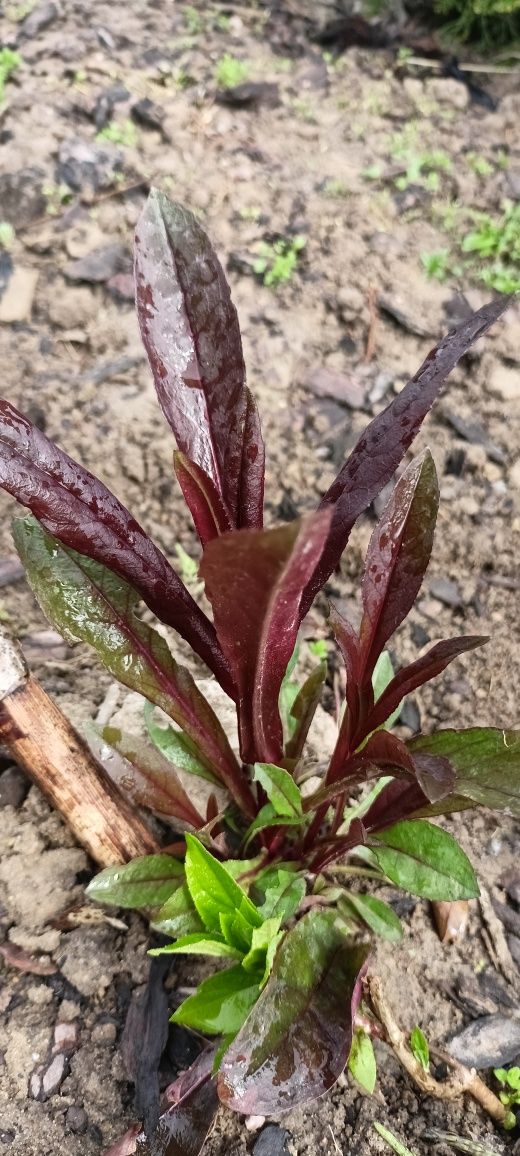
[0,626,159,867]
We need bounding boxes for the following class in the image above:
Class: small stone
[427,77,469,109]
[0,1132,15,1145]
[91,1020,117,1045]
[53,1022,79,1053]
[27,985,53,1005]
[65,243,130,284]
[47,285,98,329]
[0,766,29,809]
[30,1053,68,1101]
[302,366,365,408]
[429,577,463,608]
[58,138,123,193]
[65,1106,88,1135]
[0,168,46,228]
[0,267,39,323]
[253,1124,292,1156]
[58,1000,81,1023]
[447,1014,520,1069]
[20,1,58,37]
[509,460,520,490]
[488,363,520,402]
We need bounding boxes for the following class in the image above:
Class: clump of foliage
[0,47,21,104]
[0,190,516,1155]
[97,118,139,148]
[434,0,520,49]
[422,200,520,294]
[253,234,307,287]
[215,53,249,89]
[494,1067,520,1110]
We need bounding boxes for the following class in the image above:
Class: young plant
[0,189,517,1155]
[253,234,307,287]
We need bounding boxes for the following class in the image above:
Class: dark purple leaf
[173,453,232,546]
[302,295,511,613]
[236,388,265,530]
[217,910,369,1115]
[358,451,439,680]
[412,752,456,803]
[308,819,367,873]
[135,190,262,528]
[355,731,454,802]
[367,636,488,734]
[200,511,332,764]
[89,726,205,828]
[330,604,361,715]
[136,1073,218,1156]
[362,777,470,833]
[0,400,231,693]
[285,663,327,762]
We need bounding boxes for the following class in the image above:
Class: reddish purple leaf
[174,452,232,546]
[308,819,367,873]
[136,1076,218,1156]
[360,732,455,803]
[302,295,511,614]
[358,451,439,680]
[217,910,369,1115]
[200,510,332,764]
[0,400,231,693]
[89,726,205,828]
[363,778,431,832]
[367,635,487,734]
[135,191,262,527]
[412,752,456,803]
[237,388,265,530]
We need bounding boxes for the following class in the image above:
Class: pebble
[253,1124,292,1156]
[0,267,39,324]
[0,168,46,228]
[58,138,122,193]
[91,1021,117,1045]
[53,1022,79,1053]
[30,1053,68,1101]
[20,1,58,37]
[0,767,29,810]
[65,243,131,284]
[27,985,53,1005]
[429,577,463,608]
[65,1106,88,1135]
[447,1014,520,1069]
[47,285,98,330]
[58,1000,81,1023]
[302,366,365,408]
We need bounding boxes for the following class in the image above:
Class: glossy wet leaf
[86,855,184,909]
[173,452,232,547]
[371,820,479,900]
[348,1029,377,1094]
[184,834,262,937]
[253,763,303,819]
[151,933,242,961]
[88,725,205,828]
[0,401,228,689]
[217,911,370,1115]
[243,803,304,848]
[410,1026,429,1071]
[409,728,520,815]
[171,964,261,1035]
[339,892,403,942]
[368,637,487,734]
[256,868,306,922]
[135,191,264,528]
[13,517,246,806]
[200,510,332,764]
[358,451,439,680]
[302,295,511,614]
[136,1068,218,1156]
[241,917,283,976]
[152,883,204,938]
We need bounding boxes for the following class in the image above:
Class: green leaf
[152,883,204,938]
[241,917,283,975]
[371,651,402,731]
[409,728,520,816]
[184,835,262,937]
[86,854,184,909]
[13,517,238,788]
[150,933,242,960]
[279,646,300,741]
[348,1029,377,1094]
[171,965,261,1035]
[371,820,479,901]
[253,763,303,818]
[256,869,306,922]
[219,908,259,954]
[339,892,403,942]
[218,912,370,1115]
[144,700,219,785]
[410,1026,429,1071]
[243,803,303,847]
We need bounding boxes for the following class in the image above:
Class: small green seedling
[494,1066,520,1109]
[348,1028,377,1093]
[0,48,21,103]
[215,54,249,89]
[253,236,306,288]
[0,222,15,250]
[97,119,139,148]
[374,1122,418,1156]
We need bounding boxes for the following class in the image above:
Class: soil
[0,3,519,1155]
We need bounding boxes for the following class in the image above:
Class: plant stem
[325,865,383,880]
[366,975,515,1130]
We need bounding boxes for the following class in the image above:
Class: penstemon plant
[0,189,518,1154]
